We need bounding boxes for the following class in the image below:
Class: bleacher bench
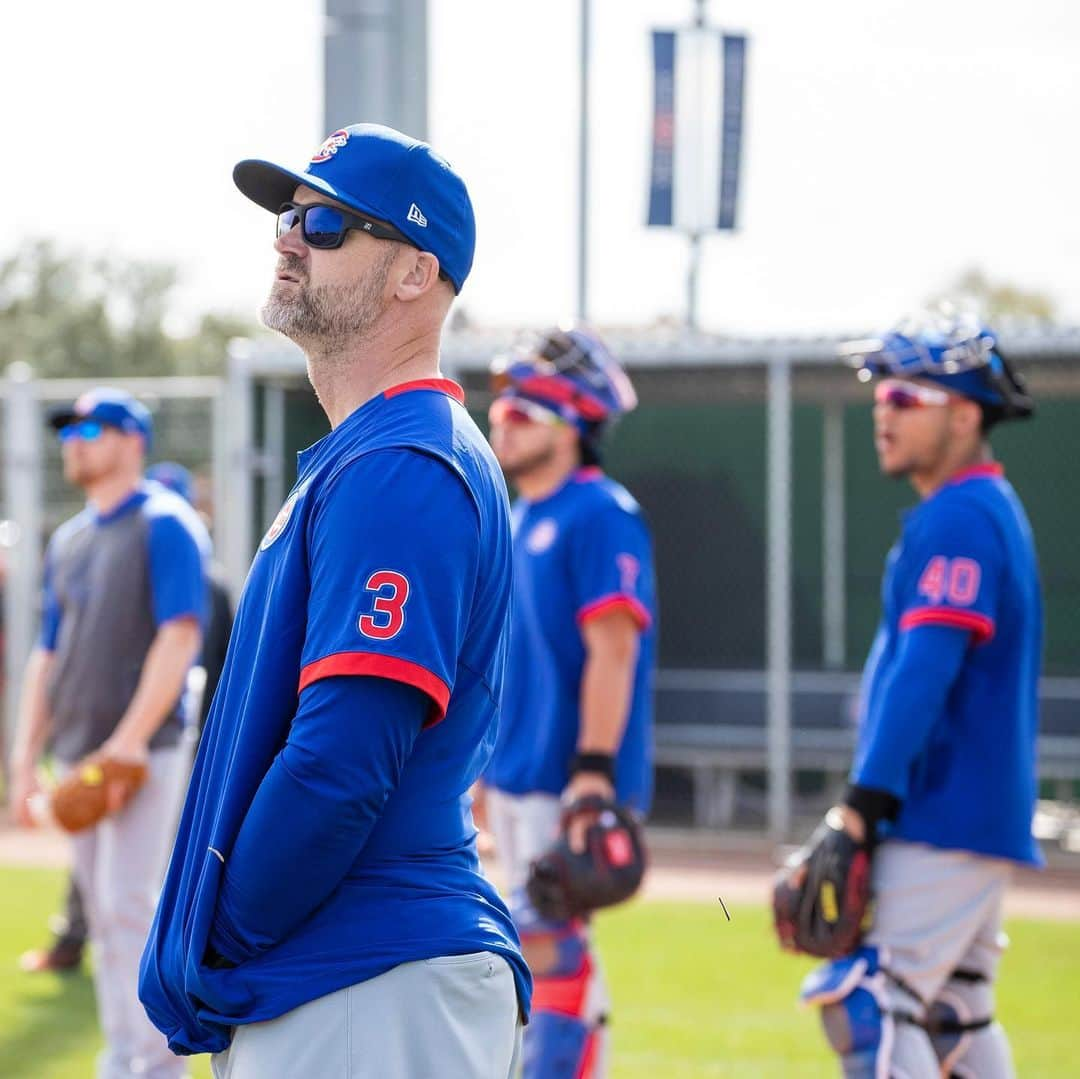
[653,670,1080,827]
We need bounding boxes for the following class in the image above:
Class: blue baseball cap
[49,388,153,447]
[146,461,194,504]
[233,123,475,293]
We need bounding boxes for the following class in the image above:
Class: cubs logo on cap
[311,129,350,164]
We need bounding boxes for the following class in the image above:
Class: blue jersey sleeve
[897,495,1004,645]
[39,540,61,651]
[298,449,480,724]
[568,500,653,632]
[147,510,208,627]
[850,624,970,798]
[209,675,425,964]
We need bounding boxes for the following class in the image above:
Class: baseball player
[482,327,657,1079]
[139,124,529,1079]
[773,313,1041,1078]
[19,462,234,981]
[7,388,209,1079]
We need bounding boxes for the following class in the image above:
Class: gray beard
[260,248,397,355]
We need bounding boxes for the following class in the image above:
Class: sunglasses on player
[874,379,952,410]
[276,201,413,250]
[276,202,451,282]
[488,396,565,427]
[57,420,110,443]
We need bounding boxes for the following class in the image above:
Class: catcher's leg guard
[927,969,1015,1079]
[512,890,607,1079]
[801,948,938,1078]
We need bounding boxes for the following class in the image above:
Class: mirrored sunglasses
[276,201,412,250]
[488,396,564,427]
[874,379,951,410]
[57,420,109,443]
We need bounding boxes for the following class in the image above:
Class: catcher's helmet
[840,310,1033,424]
[490,326,638,435]
[526,796,647,921]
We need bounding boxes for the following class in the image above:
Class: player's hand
[9,764,42,829]
[562,772,616,853]
[831,803,866,844]
[96,736,150,815]
[776,805,865,902]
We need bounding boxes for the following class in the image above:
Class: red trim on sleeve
[576,593,652,631]
[948,462,1004,486]
[899,607,995,645]
[383,379,465,404]
[298,651,451,727]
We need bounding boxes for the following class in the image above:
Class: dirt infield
[2,812,1075,921]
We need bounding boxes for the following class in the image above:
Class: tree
[0,240,256,378]
[928,268,1057,325]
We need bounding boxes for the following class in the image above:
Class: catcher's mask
[526,796,647,921]
[489,326,637,464]
[839,310,1034,428]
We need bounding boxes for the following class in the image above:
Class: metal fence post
[223,340,256,597]
[3,363,44,751]
[822,400,846,668]
[767,356,793,839]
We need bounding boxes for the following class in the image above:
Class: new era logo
[407,203,428,227]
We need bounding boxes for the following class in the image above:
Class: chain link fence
[5,331,1080,836]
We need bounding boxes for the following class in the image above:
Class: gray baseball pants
[211,952,522,1079]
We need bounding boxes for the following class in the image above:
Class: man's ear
[951,396,983,441]
[394,250,443,302]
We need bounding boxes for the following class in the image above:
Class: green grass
[1,868,1077,1077]
[597,900,1080,1077]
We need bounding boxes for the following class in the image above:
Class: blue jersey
[139,380,530,1054]
[853,464,1043,864]
[485,468,657,811]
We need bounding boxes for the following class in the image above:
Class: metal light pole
[686,0,708,331]
[323,0,428,138]
[577,0,592,321]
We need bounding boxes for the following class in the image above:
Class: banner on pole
[647,27,747,232]
[647,30,676,228]
[717,34,746,230]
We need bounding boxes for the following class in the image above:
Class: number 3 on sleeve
[359,571,411,640]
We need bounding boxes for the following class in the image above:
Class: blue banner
[647,30,676,227]
[717,34,746,230]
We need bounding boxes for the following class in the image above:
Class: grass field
[1,867,1077,1077]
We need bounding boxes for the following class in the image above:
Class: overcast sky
[3,0,1078,338]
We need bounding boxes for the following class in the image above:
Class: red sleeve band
[899,607,995,645]
[298,651,451,727]
[576,593,652,631]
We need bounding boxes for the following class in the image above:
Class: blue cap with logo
[233,123,475,293]
[49,388,154,446]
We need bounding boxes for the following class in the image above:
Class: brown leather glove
[51,756,149,833]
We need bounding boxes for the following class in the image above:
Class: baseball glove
[526,796,647,921]
[772,808,873,959]
[51,756,148,833]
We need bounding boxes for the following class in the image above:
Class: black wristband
[569,752,616,783]
[843,784,901,840]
